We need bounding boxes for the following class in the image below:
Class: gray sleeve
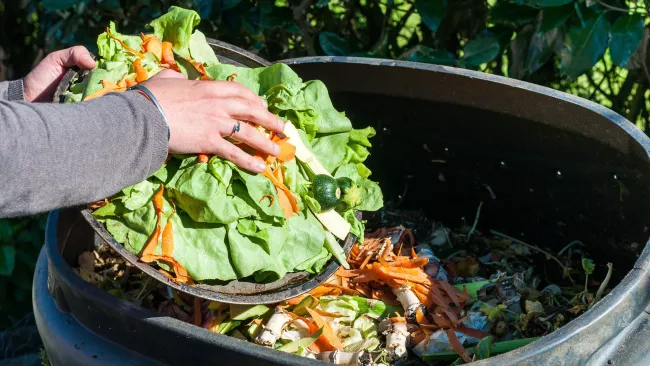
[0,80,25,101]
[0,90,169,218]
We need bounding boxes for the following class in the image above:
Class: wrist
[128,85,170,141]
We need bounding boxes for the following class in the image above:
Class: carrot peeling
[141,33,163,61]
[161,42,176,65]
[306,308,344,351]
[133,58,148,83]
[259,194,275,207]
[106,27,145,59]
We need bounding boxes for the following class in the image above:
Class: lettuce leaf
[189,30,219,66]
[97,21,142,61]
[81,6,384,284]
[311,133,349,173]
[335,164,383,212]
[149,6,200,58]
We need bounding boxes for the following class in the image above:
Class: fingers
[151,69,186,80]
[213,139,267,173]
[199,82,284,132]
[222,121,280,156]
[52,46,97,70]
[226,97,285,133]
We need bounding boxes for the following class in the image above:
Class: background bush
[0,0,649,328]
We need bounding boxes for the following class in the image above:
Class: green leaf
[540,4,574,31]
[149,6,201,58]
[415,0,446,32]
[222,0,242,10]
[489,3,539,27]
[316,0,330,8]
[0,245,16,276]
[189,30,220,66]
[174,52,203,80]
[559,14,611,80]
[278,328,323,353]
[423,337,540,361]
[610,14,644,67]
[217,319,241,334]
[480,303,507,321]
[517,0,574,8]
[324,231,349,269]
[407,46,456,66]
[166,162,256,224]
[462,37,500,66]
[40,0,83,10]
[193,0,212,18]
[582,258,595,275]
[527,28,563,74]
[453,280,491,300]
[319,32,350,56]
[474,336,494,360]
[0,220,12,242]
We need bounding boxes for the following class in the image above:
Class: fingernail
[272,143,281,156]
[278,118,286,131]
[262,100,268,108]
[255,161,266,173]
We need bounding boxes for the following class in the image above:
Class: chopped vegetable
[70,6,382,285]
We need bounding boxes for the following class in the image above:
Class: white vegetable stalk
[392,285,425,323]
[317,350,373,366]
[255,307,293,347]
[380,321,410,363]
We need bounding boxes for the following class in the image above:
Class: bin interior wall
[285,60,650,284]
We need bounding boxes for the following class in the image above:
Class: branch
[641,27,650,85]
[293,0,318,56]
[595,0,633,13]
[369,0,394,54]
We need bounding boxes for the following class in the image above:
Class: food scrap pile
[70,6,384,285]
[77,205,615,365]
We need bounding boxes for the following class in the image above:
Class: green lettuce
[189,30,219,65]
[97,21,142,61]
[77,6,383,284]
[148,6,200,58]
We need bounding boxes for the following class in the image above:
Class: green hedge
[1,0,649,327]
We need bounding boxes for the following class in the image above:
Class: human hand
[141,70,285,173]
[23,46,96,103]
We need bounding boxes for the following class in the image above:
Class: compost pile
[76,207,614,365]
[72,6,383,285]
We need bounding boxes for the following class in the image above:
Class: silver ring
[227,121,241,138]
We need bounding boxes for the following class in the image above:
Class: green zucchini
[312,174,341,212]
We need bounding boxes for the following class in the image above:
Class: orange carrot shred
[142,34,163,61]
[133,58,148,83]
[197,154,210,163]
[259,194,275,207]
[306,308,344,351]
[106,27,145,59]
[161,203,176,257]
[161,42,176,65]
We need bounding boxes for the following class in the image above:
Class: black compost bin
[34,53,650,366]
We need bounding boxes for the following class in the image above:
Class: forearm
[0,91,168,218]
[0,79,25,101]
